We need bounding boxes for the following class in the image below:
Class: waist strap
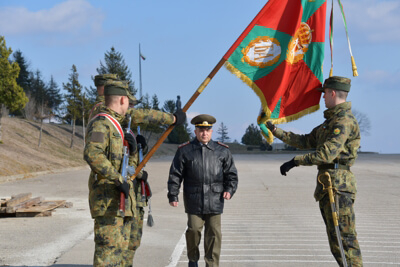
[318,163,350,171]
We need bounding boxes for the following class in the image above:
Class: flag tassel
[351,56,358,77]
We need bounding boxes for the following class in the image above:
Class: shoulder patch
[90,132,105,143]
[217,141,229,148]
[178,141,190,148]
[333,128,341,135]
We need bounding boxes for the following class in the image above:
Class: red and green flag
[224,0,327,143]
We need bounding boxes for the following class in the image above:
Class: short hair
[105,95,122,106]
[334,89,348,100]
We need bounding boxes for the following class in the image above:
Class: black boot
[188,261,198,267]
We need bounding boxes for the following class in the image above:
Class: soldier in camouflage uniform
[84,80,138,266]
[89,74,120,121]
[267,76,363,267]
[88,78,187,266]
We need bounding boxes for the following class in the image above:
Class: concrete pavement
[0,153,399,266]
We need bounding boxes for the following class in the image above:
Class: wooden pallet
[0,193,72,217]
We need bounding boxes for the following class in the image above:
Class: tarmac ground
[0,153,399,267]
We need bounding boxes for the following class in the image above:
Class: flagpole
[131,58,226,179]
[139,43,143,99]
[131,2,270,179]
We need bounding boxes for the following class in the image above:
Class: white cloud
[345,0,400,42]
[0,0,104,37]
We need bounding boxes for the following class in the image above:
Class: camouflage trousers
[319,194,363,267]
[93,216,135,267]
[125,207,145,263]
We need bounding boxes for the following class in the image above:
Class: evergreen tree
[217,122,231,143]
[11,50,31,117]
[162,99,191,144]
[63,65,84,148]
[97,46,137,95]
[47,76,63,116]
[241,123,262,145]
[151,94,160,110]
[0,36,28,143]
[13,50,31,93]
[138,93,151,109]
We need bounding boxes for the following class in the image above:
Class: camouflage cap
[104,80,139,104]
[318,76,351,92]
[191,114,216,129]
[94,74,119,86]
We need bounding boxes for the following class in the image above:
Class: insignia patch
[242,36,281,68]
[91,132,105,143]
[286,22,312,64]
[333,128,341,135]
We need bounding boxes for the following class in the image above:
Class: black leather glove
[124,130,137,154]
[136,134,148,154]
[116,180,130,199]
[266,121,276,132]
[280,158,297,176]
[138,170,148,182]
[173,110,186,126]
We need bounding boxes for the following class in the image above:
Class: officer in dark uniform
[168,114,239,267]
[267,76,363,267]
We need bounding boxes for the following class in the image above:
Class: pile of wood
[0,193,72,217]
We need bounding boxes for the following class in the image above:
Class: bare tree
[353,109,371,136]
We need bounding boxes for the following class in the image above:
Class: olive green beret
[104,80,139,104]
[191,114,216,128]
[94,73,119,86]
[318,76,351,92]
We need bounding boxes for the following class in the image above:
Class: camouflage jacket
[87,99,175,208]
[88,95,105,121]
[84,106,136,218]
[273,102,360,200]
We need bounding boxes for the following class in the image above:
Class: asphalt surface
[0,153,399,267]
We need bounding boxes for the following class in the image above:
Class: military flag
[224,0,327,143]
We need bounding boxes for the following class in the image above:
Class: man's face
[323,88,335,109]
[194,127,213,144]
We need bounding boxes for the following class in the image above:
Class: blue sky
[0,0,399,153]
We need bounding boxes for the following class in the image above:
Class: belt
[318,163,350,171]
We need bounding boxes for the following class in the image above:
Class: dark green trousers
[319,194,363,267]
[186,214,221,267]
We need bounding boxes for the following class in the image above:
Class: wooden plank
[16,210,52,217]
[5,197,44,213]
[16,200,66,213]
[6,193,32,207]
[1,198,8,207]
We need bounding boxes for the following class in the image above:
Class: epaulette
[217,141,229,148]
[178,141,190,148]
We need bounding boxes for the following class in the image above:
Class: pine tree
[217,122,231,143]
[0,36,28,143]
[151,94,160,110]
[13,50,31,93]
[162,99,191,144]
[63,65,83,148]
[241,123,262,145]
[47,76,63,116]
[97,46,137,96]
